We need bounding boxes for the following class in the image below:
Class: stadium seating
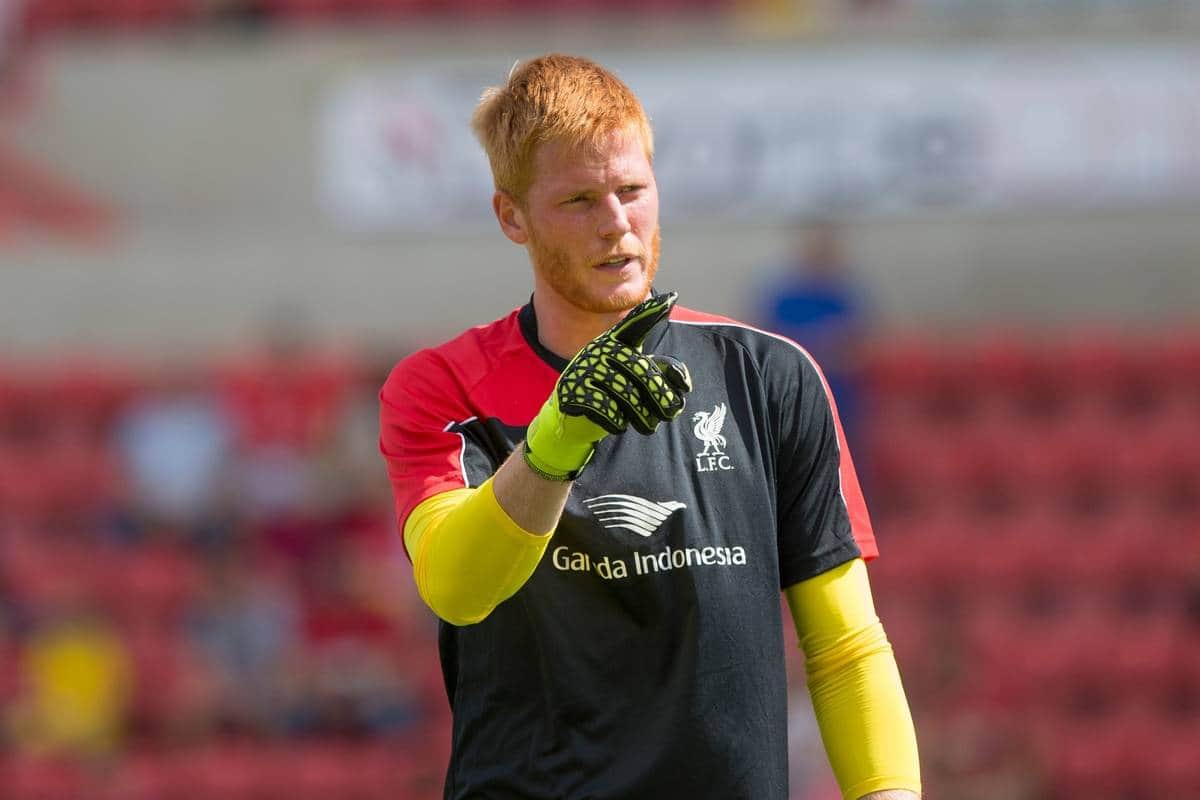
[0,328,1197,797]
[866,329,1200,799]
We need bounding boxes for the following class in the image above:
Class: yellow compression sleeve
[404,478,554,626]
[785,559,922,800]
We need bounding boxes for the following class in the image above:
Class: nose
[595,193,632,239]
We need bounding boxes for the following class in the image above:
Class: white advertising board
[321,46,1200,231]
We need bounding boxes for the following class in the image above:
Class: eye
[618,185,644,199]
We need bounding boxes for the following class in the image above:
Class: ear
[493,190,529,245]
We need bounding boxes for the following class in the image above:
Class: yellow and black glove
[523,292,693,481]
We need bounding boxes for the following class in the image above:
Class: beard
[529,226,661,314]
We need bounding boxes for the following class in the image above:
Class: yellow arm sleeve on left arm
[785,559,921,800]
[404,478,554,626]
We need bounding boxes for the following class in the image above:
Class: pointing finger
[609,292,677,348]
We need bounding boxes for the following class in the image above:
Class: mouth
[593,255,639,272]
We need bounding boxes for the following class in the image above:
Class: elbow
[415,571,496,627]
[433,606,491,627]
[404,479,550,627]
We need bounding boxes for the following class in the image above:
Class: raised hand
[523,292,693,481]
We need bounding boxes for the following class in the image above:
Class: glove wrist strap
[522,442,592,482]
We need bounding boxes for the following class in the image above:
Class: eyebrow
[560,179,647,197]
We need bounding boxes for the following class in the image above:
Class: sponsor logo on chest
[692,402,736,473]
[547,491,748,582]
[582,494,686,537]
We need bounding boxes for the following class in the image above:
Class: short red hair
[471,53,654,201]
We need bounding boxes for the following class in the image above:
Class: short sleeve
[378,349,473,550]
[772,345,877,588]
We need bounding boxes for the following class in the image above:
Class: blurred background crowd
[1,1,1199,798]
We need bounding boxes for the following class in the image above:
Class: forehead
[529,128,652,194]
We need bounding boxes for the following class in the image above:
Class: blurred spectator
[235,442,320,522]
[291,547,421,739]
[756,219,871,450]
[116,371,234,526]
[215,309,362,524]
[187,553,300,736]
[9,327,1194,797]
[7,604,131,760]
[0,572,27,713]
[216,307,359,454]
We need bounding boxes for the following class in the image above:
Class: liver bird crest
[691,403,728,456]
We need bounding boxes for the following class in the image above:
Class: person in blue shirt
[758,219,870,453]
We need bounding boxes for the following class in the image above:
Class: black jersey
[379,296,877,800]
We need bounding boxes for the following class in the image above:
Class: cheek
[630,198,658,236]
[532,212,582,249]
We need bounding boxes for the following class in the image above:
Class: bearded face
[528,223,660,314]
[518,128,661,316]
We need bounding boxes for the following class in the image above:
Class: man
[379,54,920,800]
[757,219,870,452]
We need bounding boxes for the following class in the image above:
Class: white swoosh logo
[583,494,687,537]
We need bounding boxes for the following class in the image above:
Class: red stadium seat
[1105,615,1180,706]
[960,506,1062,596]
[97,543,204,627]
[1151,728,1200,798]
[1147,327,1200,395]
[961,601,1123,713]
[123,624,216,736]
[31,356,140,433]
[0,443,55,514]
[173,742,273,798]
[214,347,360,451]
[104,752,177,800]
[341,0,438,20]
[0,525,106,607]
[21,0,89,35]
[862,333,954,397]
[0,755,87,798]
[0,362,26,430]
[873,593,936,695]
[261,0,340,24]
[1043,715,1142,799]
[1055,502,1161,589]
[1055,329,1136,383]
[960,330,1046,395]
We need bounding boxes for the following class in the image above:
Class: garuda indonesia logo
[692,402,735,472]
[583,494,686,537]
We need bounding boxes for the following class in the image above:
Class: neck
[531,284,629,361]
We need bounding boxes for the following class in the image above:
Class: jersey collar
[518,288,672,373]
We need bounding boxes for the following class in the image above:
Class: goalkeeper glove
[523,292,693,481]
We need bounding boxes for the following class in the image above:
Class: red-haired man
[380,54,920,800]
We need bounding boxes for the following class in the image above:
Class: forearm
[404,454,565,625]
[786,560,921,800]
[859,792,920,800]
[807,627,920,800]
[492,442,573,532]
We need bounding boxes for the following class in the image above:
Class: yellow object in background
[13,615,132,759]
